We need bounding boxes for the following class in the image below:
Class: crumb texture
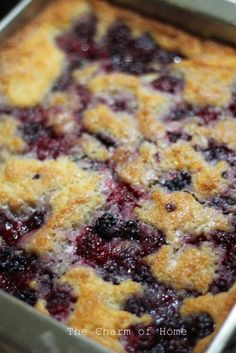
[0,1,236,353]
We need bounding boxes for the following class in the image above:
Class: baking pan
[111,0,236,46]
[0,0,21,20]
[0,1,236,353]
[0,290,113,353]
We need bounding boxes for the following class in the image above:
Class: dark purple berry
[94,213,118,240]
[45,286,76,321]
[152,75,184,94]
[0,248,36,273]
[122,220,139,239]
[166,103,194,121]
[167,130,191,143]
[197,106,221,125]
[57,15,97,59]
[135,33,156,52]
[209,195,235,213]
[73,14,96,43]
[104,22,183,74]
[52,70,74,91]
[33,174,40,180]
[95,133,117,148]
[22,122,50,144]
[166,202,176,212]
[209,231,236,293]
[15,289,37,305]
[0,209,45,245]
[123,295,146,316]
[229,91,236,117]
[163,171,191,191]
[106,21,132,55]
[191,313,215,339]
[76,228,110,266]
[197,139,236,166]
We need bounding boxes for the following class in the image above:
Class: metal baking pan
[0,0,236,352]
[111,0,236,46]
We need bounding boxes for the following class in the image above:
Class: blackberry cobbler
[0,1,236,352]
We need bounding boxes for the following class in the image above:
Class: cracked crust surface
[61,266,151,352]
[1,0,236,107]
[0,1,236,353]
[181,284,236,353]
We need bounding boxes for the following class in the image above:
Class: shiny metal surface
[206,305,236,353]
[110,0,236,45]
[0,290,113,353]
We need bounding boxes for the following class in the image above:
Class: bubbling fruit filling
[151,74,184,94]
[124,293,214,353]
[11,107,75,160]
[0,244,76,320]
[1,8,236,353]
[229,90,236,117]
[0,208,45,246]
[76,216,166,281]
[187,230,236,295]
[57,15,184,76]
[195,139,236,166]
[161,171,192,191]
[0,207,76,319]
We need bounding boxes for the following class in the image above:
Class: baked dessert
[0,0,236,352]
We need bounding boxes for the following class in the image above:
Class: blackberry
[0,209,45,245]
[167,130,191,143]
[0,248,36,273]
[166,103,194,121]
[15,289,37,306]
[122,220,140,239]
[94,213,118,240]
[152,75,184,94]
[45,286,76,321]
[197,313,215,338]
[198,139,236,166]
[163,171,191,191]
[165,202,176,212]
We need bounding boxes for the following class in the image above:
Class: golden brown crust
[0,115,25,153]
[61,266,151,353]
[136,190,230,244]
[0,157,105,253]
[84,104,140,144]
[178,61,236,107]
[1,0,236,107]
[0,1,236,353]
[181,284,236,353]
[160,142,229,197]
[115,142,160,187]
[91,0,236,61]
[0,0,91,107]
[145,243,219,294]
